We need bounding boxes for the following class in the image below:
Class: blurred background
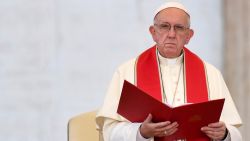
[0,0,249,141]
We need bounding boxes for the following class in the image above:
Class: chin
[164,47,177,53]
[157,45,179,57]
[162,49,181,58]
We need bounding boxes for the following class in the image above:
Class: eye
[160,24,171,30]
[174,25,185,31]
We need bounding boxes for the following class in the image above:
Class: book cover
[117,80,225,140]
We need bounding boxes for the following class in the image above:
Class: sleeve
[224,124,242,141]
[216,71,242,126]
[103,118,139,141]
[110,122,140,141]
[137,129,153,141]
[222,131,231,141]
[218,72,243,141]
[96,59,142,141]
[103,118,153,141]
[96,70,124,133]
[205,63,243,141]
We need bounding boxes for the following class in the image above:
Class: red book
[117,80,225,140]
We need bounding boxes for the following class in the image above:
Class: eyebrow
[154,21,186,26]
[153,15,191,27]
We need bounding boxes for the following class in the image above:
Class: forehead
[155,8,189,24]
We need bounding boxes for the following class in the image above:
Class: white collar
[158,52,184,66]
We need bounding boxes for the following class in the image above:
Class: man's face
[150,8,193,58]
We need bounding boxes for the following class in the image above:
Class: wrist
[139,124,151,139]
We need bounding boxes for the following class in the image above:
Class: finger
[205,132,223,140]
[154,131,166,137]
[167,127,178,135]
[208,121,225,128]
[201,126,223,132]
[154,130,168,137]
[202,129,225,140]
[155,127,178,137]
[154,121,171,129]
[202,122,226,133]
[155,122,179,133]
[144,114,153,123]
[160,122,179,132]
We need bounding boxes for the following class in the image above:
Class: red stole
[135,46,210,141]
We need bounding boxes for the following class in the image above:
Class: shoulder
[203,61,222,76]
[203,61,226,86]
[116,58,137,74]
[203,61,227,92]
[109,58,137,84]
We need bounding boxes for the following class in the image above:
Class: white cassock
[96,53,242,141]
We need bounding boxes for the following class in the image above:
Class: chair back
[68,111,99,141]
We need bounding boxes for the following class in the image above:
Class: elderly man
[96,1,242,141]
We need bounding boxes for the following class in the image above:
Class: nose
[167,27,176,38]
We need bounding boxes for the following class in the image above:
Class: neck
[158,50,184,66]
[158,50,183,59]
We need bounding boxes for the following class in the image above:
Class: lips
[165,43,176,45]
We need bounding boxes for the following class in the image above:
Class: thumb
[144,114,153,123]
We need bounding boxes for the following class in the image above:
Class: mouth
[165,43,176,46]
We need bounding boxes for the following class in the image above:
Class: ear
[149,25,157,42]
[185,29,194,44]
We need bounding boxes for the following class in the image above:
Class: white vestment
[96,53,242,141]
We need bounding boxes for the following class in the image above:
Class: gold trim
[183,51,187,103]
[156,48,166,103]
[203,61,211,100]
[134,57,139,86]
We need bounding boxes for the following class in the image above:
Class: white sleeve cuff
[110,122,152,141]
[224,124,242,141]
[222,129,230,141]
[136,123,153,141]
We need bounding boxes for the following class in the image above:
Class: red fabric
[136,46,162,102]
[136,46,210,141]
[184,48,209,103]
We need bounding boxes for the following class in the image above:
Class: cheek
[156,33,168,43]
[177,36,189,45]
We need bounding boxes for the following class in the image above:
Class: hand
[139,114,179,139]
[201,121,228,140]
